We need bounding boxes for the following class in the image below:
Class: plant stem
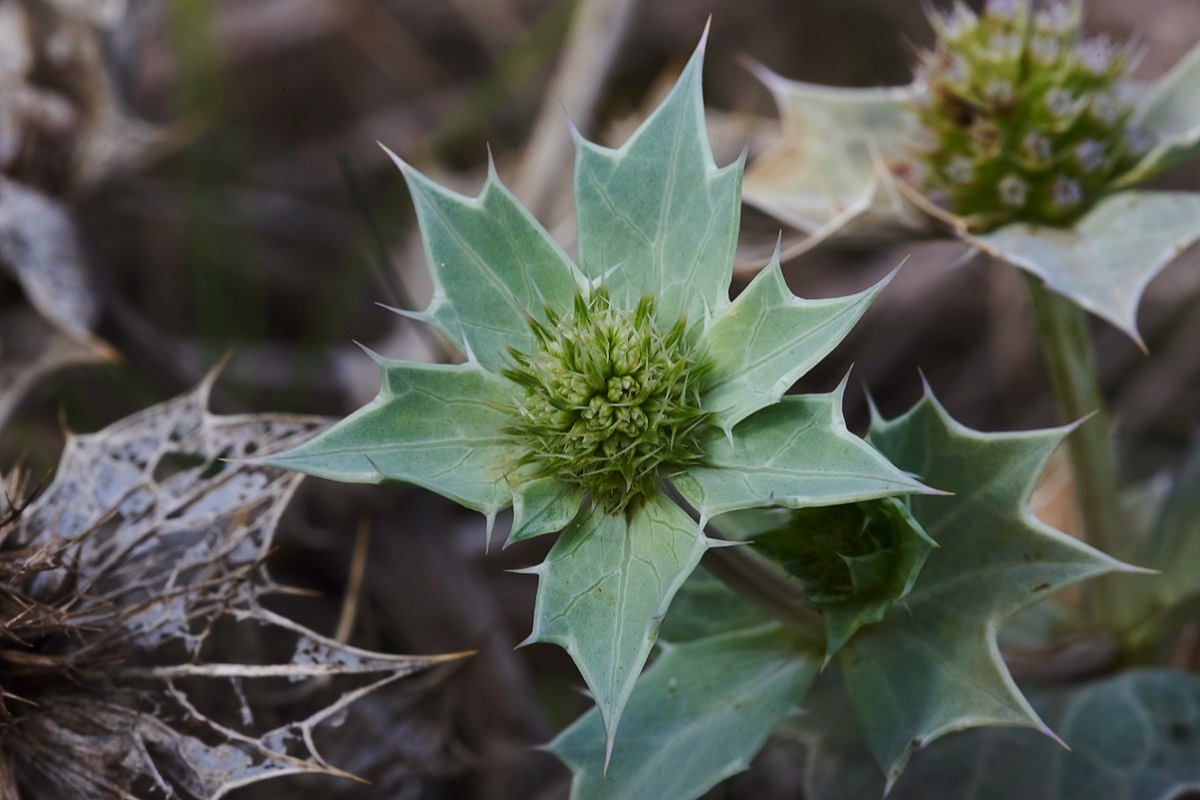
[1022,273,1126,620]
[703,537,825,638]
[666,487,824,638]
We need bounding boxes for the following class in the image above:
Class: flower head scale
[263,30,931,760]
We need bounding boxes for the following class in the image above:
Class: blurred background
[1,0,1198,796]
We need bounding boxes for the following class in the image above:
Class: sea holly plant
[742,0,1200,625]
[261,29,930,768]
[551,384,1136,799]
[743,0,1200,343]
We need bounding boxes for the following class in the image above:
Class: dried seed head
[503,289,712,515]
[904,0,1153,229]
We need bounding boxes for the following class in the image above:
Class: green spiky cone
[908,0,1153,230]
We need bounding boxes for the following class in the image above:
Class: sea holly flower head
[743,2,1200,343]
[262,28,932,762]
[909,0,1149,230]
[747,497,936,657]
[502,288,712,515]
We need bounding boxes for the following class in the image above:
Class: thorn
[1040,721,1070,752]
[484,512,496,555]
[863,384,884,427]
[363,455,388,482]
[352,340,389,366]
[485,143,498,182]
[378,141,409,173]
[1115,561,1159,576]
[917,368,935,397]
[376,302,427,323]
[834,368,853,401]
[603,733,615,777]
[460,328,480,366]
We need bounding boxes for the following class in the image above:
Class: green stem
[1022,274,1126,621]
[666,486,824,638]
[703,538,825,639]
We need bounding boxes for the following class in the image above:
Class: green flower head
[263,30,929,759]
[908,0,1151,229]
[729,496,935,658]
[502,288,712,515]
[744,2,1200,343]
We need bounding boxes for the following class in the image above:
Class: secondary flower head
[736,496,935,657]
[752,499,931,605]
[263,31,928,762]
[909,0,1151,229]
[743,5,1200,344]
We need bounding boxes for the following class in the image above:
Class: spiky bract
[908,0,1152,229]
[503,289,712,515]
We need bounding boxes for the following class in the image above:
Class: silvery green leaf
[1123,438,1200,648]
[259,358,520,517]
[700,250,893,430]
[523,496,710,759]
[840,387,1134,787]
[674,390,931,521]
[387,152,584,371]
[808,670,1200,800]
[742,70,929,241]
[507,476,584,545]
[572,28,740,325]
[657,566,772,644]
[1140,439,1200,607]
[1125,41,1200,181]
[967,191,1200,344]
[552,623,820,800]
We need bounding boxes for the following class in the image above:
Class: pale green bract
[261,30,928,763]
[855,384,1140,789]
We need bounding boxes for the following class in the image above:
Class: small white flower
[1023,133,1052,163]
[988,31,1023,58]
[1124,124,1155,156]
[946,156,975,183]
[983,79,1014,104]
[1031,35,1061,64]
[1051,175,1083,208]
[1078,36,1115,74]
[1044,87,1077,119]
[985,0,1021,19]
[1076,139,1107,172]
[1089,92,1121,124]
[998,174,1028,207]
[944,53,970,84]
[936,3,978,40]
[1034,4,1073,33]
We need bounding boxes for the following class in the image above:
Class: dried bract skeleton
[0,375,459,799]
